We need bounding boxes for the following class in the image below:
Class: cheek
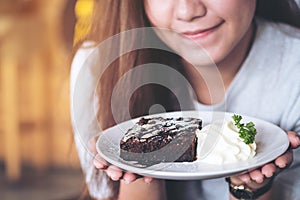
[144,0,173,28]
[219,0,256,26]
[216,1,256,45]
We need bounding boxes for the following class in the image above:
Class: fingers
[248,169,265,183]
[261,163,277,178]
[274,149,293,168]
[233,169,273,191]
[93,154,151,183]
[107,167,152,183]
[237,170,265,184]
[237,173,251,184]
[286,131,300,149]
[237,150,292,185]
[237,169,264,184]
[123,173,138,184]
[93,154,108,169]
[143,176,153,184]
[230,131,298,188]
[90,133,153,184]
[237,163,276,184]
[107,165,123,181]
[122,173,154,184]
[93,154,125,181]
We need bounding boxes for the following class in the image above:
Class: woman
[71,0,300,199]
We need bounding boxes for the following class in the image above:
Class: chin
[180,49,226,67]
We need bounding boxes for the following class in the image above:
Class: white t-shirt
[177,18,300,200]
[70,18,300,200]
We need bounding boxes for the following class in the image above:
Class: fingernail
[256,178,264,184]
[280,163,287,168]
[245,179,252,184]
[265,172,273,178]
[111,175,119,181]
[97,163,105,169]
[93,159,105,169]
[239,176,250,184]
[124,178,130,184]
[144,178,152,184]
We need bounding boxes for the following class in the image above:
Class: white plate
[96,111,289,180]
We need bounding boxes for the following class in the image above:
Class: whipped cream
[196,120,256,164]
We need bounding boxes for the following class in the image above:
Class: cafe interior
[0,0,93,199]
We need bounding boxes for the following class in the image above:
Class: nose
[175,0,207,22]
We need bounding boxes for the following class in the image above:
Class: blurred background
[1,0,300,200]
[0,0,93,199]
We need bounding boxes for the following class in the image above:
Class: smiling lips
[182,21,224,40]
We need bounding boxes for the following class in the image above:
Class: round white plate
[96,111,289,180]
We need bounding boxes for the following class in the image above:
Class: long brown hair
[89,0,149,129]
[256,0,300,28]
[77,0,185,130]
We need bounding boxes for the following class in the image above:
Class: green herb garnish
[232,114,257,144]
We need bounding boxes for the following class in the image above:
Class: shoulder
[256,18,300,52]
[256,17,300,38]
[247,18,300,106]
[254,18,300,75]
[269,20,300,57]
[263,20,300,107]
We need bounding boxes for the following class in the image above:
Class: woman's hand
[229,131,300,194]
[89,134,153,184]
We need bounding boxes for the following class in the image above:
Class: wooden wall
[0,0,80,181]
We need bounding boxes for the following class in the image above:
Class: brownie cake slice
[120,117,202,165]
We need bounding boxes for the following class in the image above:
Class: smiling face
[144,0,257,66]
